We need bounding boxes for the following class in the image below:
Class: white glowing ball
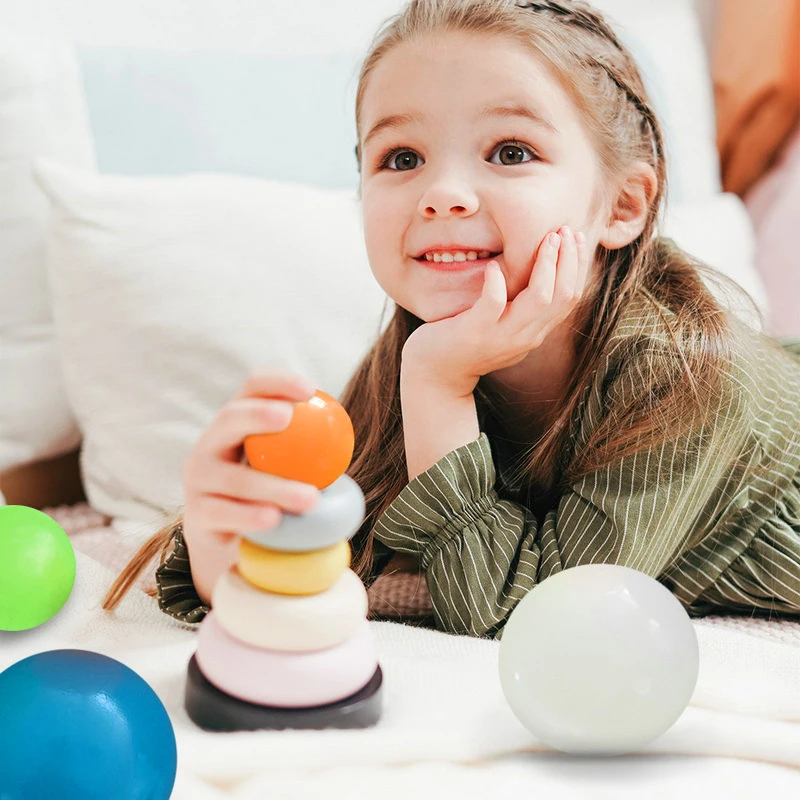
[498,564,699,756]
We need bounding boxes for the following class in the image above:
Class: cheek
[507,180,575,231]
[360,192,409,301]
[499,193,552,267]
[360,192,396,264]
[496,187,575,301]
[501,177,594,259]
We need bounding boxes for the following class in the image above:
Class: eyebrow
[362,103,559,148]
[479,104,559,134]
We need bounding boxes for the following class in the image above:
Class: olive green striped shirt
[156,288,800,637]
[371,291,800,637]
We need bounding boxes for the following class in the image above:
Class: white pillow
[662,192,771,332]
[33,160,387,537]
[0,36,95,471]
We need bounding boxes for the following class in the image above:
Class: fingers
[472,260,507,325]
[503,226,592,342]
[234,370,316,402]
[183,369,321,553]
[503,230,560,331]
[186,494,283,538]
[182,463,322,550]
[528,230,561,307]
[554,226,591,307]
[553,226,578,304]
[574,229,590,290]
[194,397,296,461]
[199,369,318,460]
[562,226,592,301]
[188,460,321,515]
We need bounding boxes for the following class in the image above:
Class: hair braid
[517,0,662,163]
[516,0,627,49]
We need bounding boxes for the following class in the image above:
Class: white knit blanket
[2,551,799,799]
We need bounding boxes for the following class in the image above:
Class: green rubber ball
[0,506,76,631]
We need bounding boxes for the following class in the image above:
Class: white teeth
[423,250,494,262]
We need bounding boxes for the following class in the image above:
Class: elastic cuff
[420,489,498,571]
[155,523,210,625]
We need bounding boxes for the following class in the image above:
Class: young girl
[103,0,800,638]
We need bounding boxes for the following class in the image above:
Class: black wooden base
[184,654,383,732]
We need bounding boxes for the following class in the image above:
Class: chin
[399,292,471,322]
[407,290,479,324]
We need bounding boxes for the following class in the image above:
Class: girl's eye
[376,141,535,170]
[489,141,536,166]
[380,149,425,171]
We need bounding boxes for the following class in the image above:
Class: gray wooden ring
[241,473,365,552]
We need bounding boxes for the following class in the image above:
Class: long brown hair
[103,0,765,613]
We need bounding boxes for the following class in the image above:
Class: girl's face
[358,32,609,323]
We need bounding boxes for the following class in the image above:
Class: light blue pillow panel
[77,47,364,191]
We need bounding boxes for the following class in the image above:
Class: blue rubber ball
[0,649,177,800]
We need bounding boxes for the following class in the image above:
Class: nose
[417,169,479,219]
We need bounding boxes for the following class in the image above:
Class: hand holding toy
[182,370,322,556]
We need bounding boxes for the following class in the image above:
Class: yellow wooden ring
[238,537,350,595]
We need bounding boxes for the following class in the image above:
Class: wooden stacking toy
[184,390,383,732]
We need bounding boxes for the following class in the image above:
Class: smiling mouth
[416,250,501,262]
[415,251,502,271]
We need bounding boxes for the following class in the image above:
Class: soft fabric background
[0,36,94,471]
[744,125,800,339]
[0,0,726,205]
[711,0,800,338]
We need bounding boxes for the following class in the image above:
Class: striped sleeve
[154,524,210,625]
[373,341,750,639]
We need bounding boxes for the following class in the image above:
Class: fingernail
[275,403,294,428]
[575,231,586,244]
[561,225,571,237]
[304,487,322,505]
[258,509,278,526]
[548,232,561,247]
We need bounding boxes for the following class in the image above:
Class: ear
[599,162,658,250]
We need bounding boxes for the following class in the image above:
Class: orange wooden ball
[244,390,354,489]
